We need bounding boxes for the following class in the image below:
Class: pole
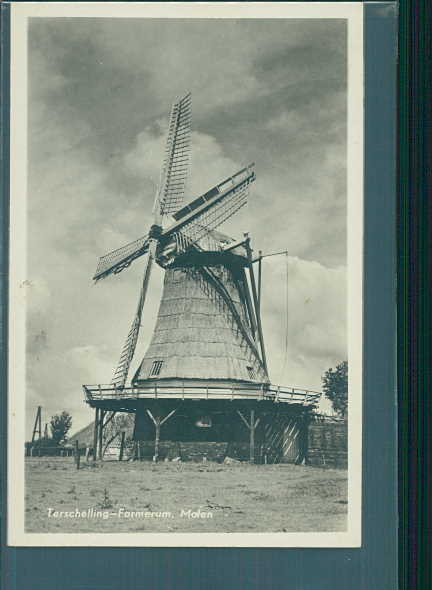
[32,406,42,443]
[258,250,262,313]
[252,249,288,262]
[93,407,99,462]
[241,269,257,338]
[37,407,41,440]
[75,440,80,470]
[244,235,268,375]
[119,431,126,461]
[98,410,105,460]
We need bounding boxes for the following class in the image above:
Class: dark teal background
[1,3,400,589]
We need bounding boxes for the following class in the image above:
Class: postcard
[8,1,363,547]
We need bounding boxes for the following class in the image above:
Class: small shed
[307,414,348,469]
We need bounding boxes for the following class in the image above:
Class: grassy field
[25,457,347,533]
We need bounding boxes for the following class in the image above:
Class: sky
[26,17,347,436]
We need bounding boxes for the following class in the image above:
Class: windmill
[83,92,320,463]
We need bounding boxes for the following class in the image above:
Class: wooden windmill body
[83,93,320,463]
[134,234,268,387]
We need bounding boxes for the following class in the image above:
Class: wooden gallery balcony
[83,382,321,410]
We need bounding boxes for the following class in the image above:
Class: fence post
[75,440,80,470]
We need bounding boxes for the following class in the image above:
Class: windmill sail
[101,232,157,445]
[93,93,192,282]
[156,92,192,217]
[111,254,154,387]
[106,96,193,382]
[93,234,149,281]
[162,164,255,250]
[93,162,253,280]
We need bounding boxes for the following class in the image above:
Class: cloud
[65,345,115,382]
[124,124,242,203]
[261,256,346,389]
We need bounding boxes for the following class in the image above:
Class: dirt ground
[25,457,348,533]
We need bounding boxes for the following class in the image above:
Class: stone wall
[135,441,231,462]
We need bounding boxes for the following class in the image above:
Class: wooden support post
[93,407,99,462]
[237,409,261,464]
[154,422,160,462]
[119,431,126,461]
[98,410,105,460]
[250,409,255,464]
[296,415,309,465]
[147,408,177,462]
[75,440,80,470]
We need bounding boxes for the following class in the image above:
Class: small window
[196,416,212,428]
[247,366,256,380]
[150,360,163,376]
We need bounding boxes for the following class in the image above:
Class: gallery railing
[83,383,321,406]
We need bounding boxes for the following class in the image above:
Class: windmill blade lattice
[163,163,255,253]
[93,234,149,281]
[111,309,142,388]
[93,93,192,282]
[157,92,192,217]
[111,255,153,387]
[175,182,249,250]
[99,252,154,455]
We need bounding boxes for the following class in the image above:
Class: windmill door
[281,417,302,463]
